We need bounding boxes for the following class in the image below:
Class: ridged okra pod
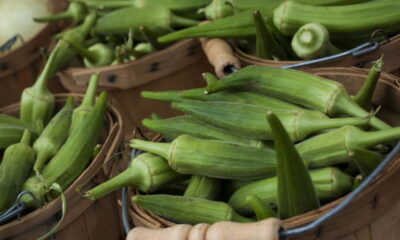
[142,115,265,148]
[70,73,99,134]
[348,147,383,177]
[297,126,400,168]
[229,167,353,214]
[94,7,199,36]
[131,135,277,179]
[172,100,369,142]
[267,112,319,219]
[132,194,253,224]
[205,65,390,130]
[0,130,35,212]
[0,124,38,149]
[34,2,88,24]
[202,0,234,21]
[0,114,37,130]
[85,153,185,200]
[353,57,383,110]
[33,96,75,174]
[291,22,340,59]
[20,45,61,127]
[184,175,220,200]
[83,0,211,12]
[22,92,108,207]
[273,1,400,39]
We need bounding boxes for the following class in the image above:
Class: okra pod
[184,175,221,200]
[297,126,400,168]
[33,97,75,174]
[274,1,400,39]
[85,153,184,200]
[205,65,390,130]
[0,124,37,149]
[70,73,99,134]
[142,115,266,148]
[172,100,369,142]
[348,147,383,177]
[229,167,353,214]
[267,112,319,219]
[0,130,35,212]
[131,135,277,179]
[0,114,37,131]
[65,40,115,68]
[34,2,87,24]
[95,7,199,36]
[353,57,383,110]
[291,22,341,59]
[132,194,253,224]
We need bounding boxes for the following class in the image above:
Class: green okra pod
[132,194,253,224]
[65,41,115,68]
[229,167,353,214]
[246,195,276,220]
[82,0,211,12]
[297,125,400,168]
[172,100,369,142]
[85,153,185,200]
[0,114,37,131]
[353,57,383,110]
[95,7,199,36]
[267,112,319,219]
[253,10,288,60]
[0,130,35,213]
[131,135,277,179]
[33,96,75,175]
[0,124,38,149]
[291,22,341,59]
[70,73,100,134]
[205,65,390,130]
[273,1,400,39]
[34,2,87,24]
[142,115,266,148]
[348,147,383,177]
[184,175,221,200]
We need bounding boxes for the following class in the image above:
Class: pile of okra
[0,71,106,216]
[30,0,400,69]
[86,59,400,223]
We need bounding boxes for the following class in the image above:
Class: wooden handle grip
[127,218,282,240]
[200,37,241,78]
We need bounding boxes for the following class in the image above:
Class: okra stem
[353,57,383,110]
[130,139,170,159]
[246,195,276,220]
[64,39,97,63]
[141,90,182,102]
[356,127,400,148]
[20,129,31,145]
[34,12,72,23]
[305,116,369,134]
[81,73,100,108]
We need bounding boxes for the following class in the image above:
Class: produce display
[86,59,400,224]
[27,0,212,69]
[158,0,400,61]
[0,40,107,217]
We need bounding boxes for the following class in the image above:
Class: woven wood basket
[124,67,400,240]
[0,0,67,108]
[0,94,124,240]
[59,39,214,132]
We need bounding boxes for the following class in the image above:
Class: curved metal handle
[0,190,42,224]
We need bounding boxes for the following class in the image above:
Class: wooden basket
[0,94,124,240]
[125,67,400,240]
[232,34,400,75]
[58,39,214,132]
[0,0,67,108]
